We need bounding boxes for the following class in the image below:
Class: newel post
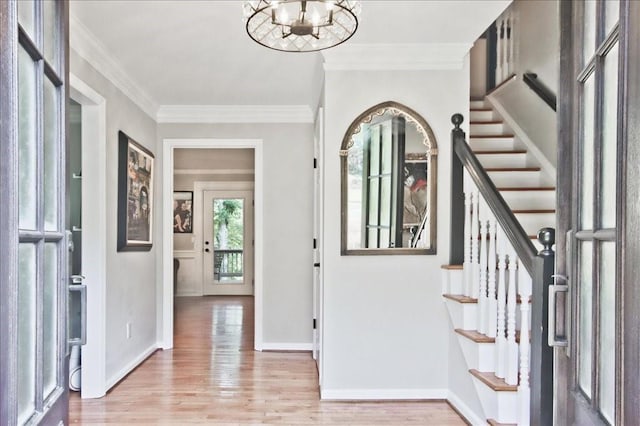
[530,227,555,426]
[450,114,465,264]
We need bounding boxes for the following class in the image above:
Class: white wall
[158,123,315,345]
[321,64,470,397]
[70,50,159,385]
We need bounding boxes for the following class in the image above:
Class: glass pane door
[213,198,245,283]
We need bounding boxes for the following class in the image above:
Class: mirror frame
[340,101,438,255]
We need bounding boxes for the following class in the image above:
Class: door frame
[69,74,108,399]
[162,139,264,350]
[196,183,255,296]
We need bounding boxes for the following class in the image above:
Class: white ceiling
[69,1,510,111]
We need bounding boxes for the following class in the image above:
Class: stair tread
[470,108,492,112]
[474,150,527,155]
[486,167,541,172]
[498,186,555,191]
[512,209,555,214]
[488,419,517,426]
[470,134,515,139]
[443,294,478,304]
[455,329,495,343]
[441,264,463,270]
[469,369,518,392]
[470,120,503,125]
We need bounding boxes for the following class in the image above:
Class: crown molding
[156,105,314,124]
[322,43,472,71]
[69,14,159,119]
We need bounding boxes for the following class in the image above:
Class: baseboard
[321,388,448,400]
[259,342,313,351]
[106,343,158,391]
[447,390,486,426]
[175,292,202,297]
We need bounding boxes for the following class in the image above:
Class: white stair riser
[476,152,528,168]
[457,335,495,371]
[514,212,556,236]
[470,100,487,109]
[500,190,556,210]
[469,137,516,151]
[471,377,519,424]
[445,299,477,331]
[470,123,507,135]
[442,269,464,294]
[470,109,495,121]
[487,170,543,187]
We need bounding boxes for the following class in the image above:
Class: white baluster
[463,190,472,297]
[495,229,507,378]
[477,199,488,335]
[518,266,532,425]
[470,190,480,299]
[505,245,519,386]
[486,215,497,338]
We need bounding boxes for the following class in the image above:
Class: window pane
[18,244,37,424]
[367,227,378,248]
[578,241,593,398]
[368,179,379,226]
[599,241,616,423]
[604,0,619,38]
[580,75,595,230]
[379,176,391,227]
[381,121,392,174]
[379,227,390,248]
[44,0,59,69]
[44,78,60,231]
[601,43,618,229]
[212,199,244,282]
[18,0,35,43]
[583,0,597,65]
[43,243,59,399]
[369,126,380,176]
[19,47,38,230]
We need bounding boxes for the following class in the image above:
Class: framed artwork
[173,191,193,233]
[117,131,154,251]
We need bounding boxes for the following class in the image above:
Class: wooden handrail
[450,114,537,274]
[523,72,557,112]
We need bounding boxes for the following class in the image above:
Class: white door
[202,190,254,296]
[312,107,324,375]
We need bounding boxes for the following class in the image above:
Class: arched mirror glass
[341,102,437,255]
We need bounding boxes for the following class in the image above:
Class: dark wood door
[555,0,640,424]
[0,1,70,424]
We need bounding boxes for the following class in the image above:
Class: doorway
[202,190,254,296]
[162,139,265,351]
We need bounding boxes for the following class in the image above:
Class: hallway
[70,296,465,424]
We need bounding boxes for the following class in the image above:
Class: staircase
[443,100,557,425]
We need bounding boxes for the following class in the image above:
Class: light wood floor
[70,296,466,425]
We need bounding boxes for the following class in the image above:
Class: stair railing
[495,7,516,87]
[450,114,555,425]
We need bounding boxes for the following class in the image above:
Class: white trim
[485,78,557,181]
[162,139,264,351]
[105,344,158,391]
[447,391,487,426]
[156,105,314,124]
[260,343,314,351]
[320,388,449,400]
[322,43,472,71]
[69,14,158,119]
[70,74,108,399]
[174,169,255,176]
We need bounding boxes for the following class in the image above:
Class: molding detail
[69,14,158,119]
[322,43,472,71]
[174,169,255,176]
[259,343,314,352]
[321,388,448,400]
[447,391,487,426]
[156,105,314,124]
[106,344,158,392]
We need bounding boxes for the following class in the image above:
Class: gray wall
[159,123,315,345]
[70,50,159,382]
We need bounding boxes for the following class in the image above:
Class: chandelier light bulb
[243,0,360,52]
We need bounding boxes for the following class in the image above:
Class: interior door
[554,0,640,424]
[202,190,254,296]
[312,107,323,366]
[0,0,70,424]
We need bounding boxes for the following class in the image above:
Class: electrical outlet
[126,322,131,339]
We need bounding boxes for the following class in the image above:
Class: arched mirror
[341,101,437,255]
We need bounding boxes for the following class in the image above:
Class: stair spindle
[505,245,519,386]
[471,190,480,299]
[478,199,488,335]
[495,229,508,378]
[463,189,473,297]
[518,265,532,426]
[486,215,498,338]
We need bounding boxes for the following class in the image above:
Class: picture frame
[173,191,193,233]
[117,131,154,251]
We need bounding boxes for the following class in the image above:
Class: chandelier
[243,1,361,52]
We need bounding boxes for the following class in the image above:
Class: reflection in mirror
[341,102,437,255]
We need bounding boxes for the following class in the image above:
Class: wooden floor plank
[69,296,466,425]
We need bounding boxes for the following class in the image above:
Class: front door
[0,0,70,424]
[554,0,640,423]
[202,190,254,296]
